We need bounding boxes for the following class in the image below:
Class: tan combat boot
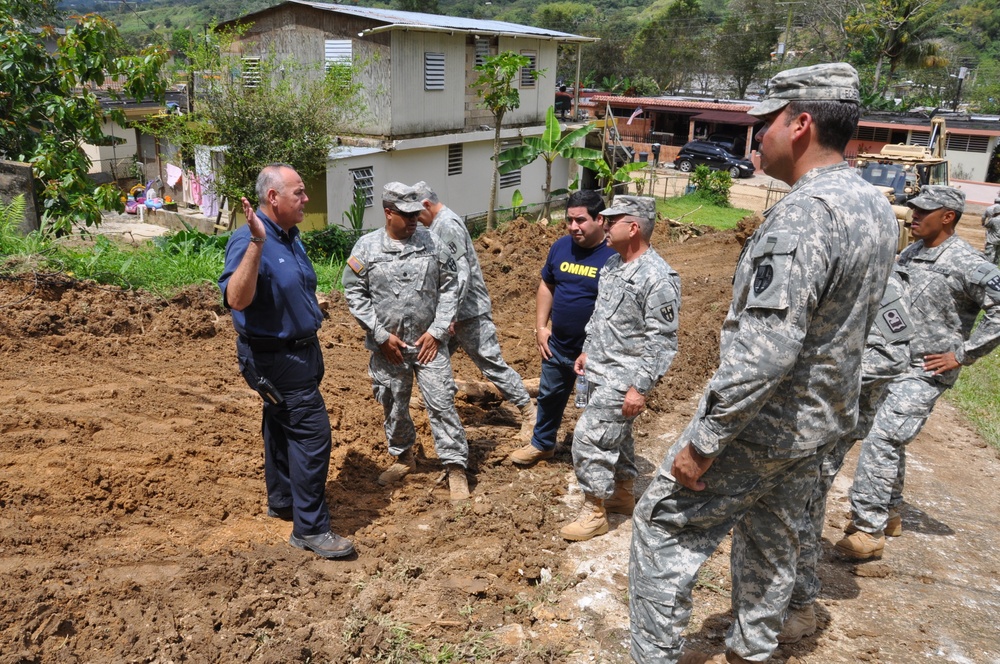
[447,464,470,502]
[508,443,555,465]
[605,479,635,515]
[517,399,537,443]
[777,603,818,643]
[885,508,903,537]
[845,513,902,538]
[377,449,416,486]
[560,495,609,541]
[834,530,885,560]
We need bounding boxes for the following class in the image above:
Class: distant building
[217,1,597,230]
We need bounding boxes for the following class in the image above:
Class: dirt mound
[0,219,740,662]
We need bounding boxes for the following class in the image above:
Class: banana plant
[497,106,602,220]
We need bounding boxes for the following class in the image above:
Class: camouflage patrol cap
[382,182,424,213]
[601,195,656,222]
[749,63,861,117]
[412,180,433,201]
[906,185,966,214]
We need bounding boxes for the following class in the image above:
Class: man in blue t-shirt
[509,190,617,465]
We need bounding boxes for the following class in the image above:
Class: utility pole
[775,2,804,67]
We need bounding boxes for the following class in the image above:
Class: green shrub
[301,225,365,262]
[689,165,733,207]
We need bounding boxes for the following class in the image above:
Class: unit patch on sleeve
[347,255,365,275]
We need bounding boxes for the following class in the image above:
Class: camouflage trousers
[630,439,820,663]
[571,382,637,499]
[449,313,530,407]
[849,373,945,533]
[792,375,893,609]
[986,240,1000,266]
[368,346,469,467]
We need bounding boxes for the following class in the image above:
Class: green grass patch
[656,193,752,230]
[948,351,1000,450]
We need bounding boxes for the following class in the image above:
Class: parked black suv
[673,141,755,178]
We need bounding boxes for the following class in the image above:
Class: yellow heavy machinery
[855,116,949,251]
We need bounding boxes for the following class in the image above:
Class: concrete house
[219,1,595,230]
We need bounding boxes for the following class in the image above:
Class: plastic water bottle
[574,374,588,408]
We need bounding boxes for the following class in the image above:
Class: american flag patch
[347,255,365,275]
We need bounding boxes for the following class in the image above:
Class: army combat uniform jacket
[682,162,899,458]
[429,206,492,322]
[582,247,680,394]
[899,233,1000,385]
[342,226,459,351]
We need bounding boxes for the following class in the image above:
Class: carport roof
[690,110,758,126]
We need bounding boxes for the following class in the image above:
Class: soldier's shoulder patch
[753,264,774,294]
[448,240,458,255]
[972,262,1000,294]
[444,256,458,273]
[346,255,366,275]
[660,303,675,323]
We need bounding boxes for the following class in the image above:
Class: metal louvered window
[909,131,930,147]
[519,51,537,88]
[325,39,352,87]
[499,140,521,189]
[853,126,891,142]
[424,52,445,91]
[946,134,990,153]
[447,143,462,176]
[474,38,491,67]
[242,57,261,89]
[350,167,374,208]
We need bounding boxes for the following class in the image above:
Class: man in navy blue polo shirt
[219,163,353,560]
[508,189,616,465]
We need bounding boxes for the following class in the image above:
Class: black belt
[240,334,318,352]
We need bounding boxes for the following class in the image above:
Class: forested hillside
[61,0,1000,112]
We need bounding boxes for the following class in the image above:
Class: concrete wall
[81,118,139,177]
[326,132,570,230]
[0,160,40,234]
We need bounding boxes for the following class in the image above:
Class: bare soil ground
[2,209,999,663]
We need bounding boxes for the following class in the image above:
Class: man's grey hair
[635,215,655,242]
[256,163,295,202]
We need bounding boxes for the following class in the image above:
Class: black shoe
[267,505,293,521]
[289,531,355,559]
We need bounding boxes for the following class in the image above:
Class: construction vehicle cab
[855,116,950,250]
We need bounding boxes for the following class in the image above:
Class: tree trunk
[542,156,553,221]
[872,53,885,95]
[487,119,502,232]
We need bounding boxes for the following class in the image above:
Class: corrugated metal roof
[244,1,596,42]
[590,95,753,113]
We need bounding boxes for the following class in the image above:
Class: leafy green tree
[713,0,782,98]
[497,106,602,220]
[397,0,440,14]
[627,0,709,94]
[0,7,167,234]
[473,51,539,231]
[532,2,596,32]
[143,27,363,209]
[846,0,948,95]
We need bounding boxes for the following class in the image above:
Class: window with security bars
[947,134,991,153]
[350,167,374,208]
[424,52,445,91]
[499,140,521,189]
[519,51,537,88]
[447,144,463,176]
[325,39,352,87]
[854,126,891,143]
[474,38,491,67]
[909,131,930,147]
[242,57,261,89]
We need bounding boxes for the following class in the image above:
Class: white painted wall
[326,131,573,230]
[81,118,138,176]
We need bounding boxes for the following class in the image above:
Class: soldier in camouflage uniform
[778,266,913,643]
[628,63,899,664]
[559,195,680,542]
[342,182,471,502]
[837,185,1000,561]
[412,182,536,441]
[982,196,1000,265]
